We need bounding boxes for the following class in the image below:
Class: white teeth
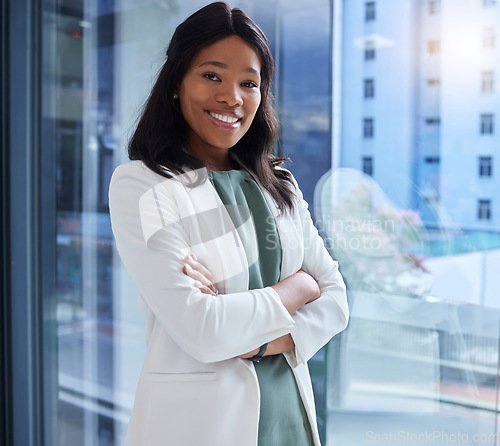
[209,112,239,124]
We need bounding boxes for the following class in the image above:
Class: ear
[173,92,179,100]
[173,86,180,100]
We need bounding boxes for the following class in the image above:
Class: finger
[184,255,215,282]
[184,267,217,296]
[183,263,215,290]
[193,281,218,296]
[193,280,216,295]
[183,256,216,293]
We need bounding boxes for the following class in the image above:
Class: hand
[182,253,218,296]
[238,347,260,359]
[271,270,320,315]
[237,334,295,359]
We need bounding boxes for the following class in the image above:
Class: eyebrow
[198,61,260,77]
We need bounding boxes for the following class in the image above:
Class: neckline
[208,168,245,175]
[208,169,253,182]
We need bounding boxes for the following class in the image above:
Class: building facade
[340,0,499,231]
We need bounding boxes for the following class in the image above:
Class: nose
[215,83,243,107]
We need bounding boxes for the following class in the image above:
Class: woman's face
[178,36,262,164]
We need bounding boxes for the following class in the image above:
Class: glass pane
[315,0,500,444]
[44,1,218,444]
[239,0,332,208]
[42,0,500,445]
[44,0,334,443]
[326,294,500,445]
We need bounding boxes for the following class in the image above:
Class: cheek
[246,95,261,121]
[179,82,204,115]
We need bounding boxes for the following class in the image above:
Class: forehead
[189,35,262,74]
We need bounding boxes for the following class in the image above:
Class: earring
[173,93,179,100]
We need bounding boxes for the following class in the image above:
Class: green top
[209,170,314,446]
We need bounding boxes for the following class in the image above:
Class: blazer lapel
[175,168,250,294]
[258,182,304,280]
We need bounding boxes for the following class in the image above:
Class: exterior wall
[440,0,500,230]
[415,0,441,225]
[341,0,500,231]
[340,0,418,210]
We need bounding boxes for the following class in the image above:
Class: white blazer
[109,161,348,446]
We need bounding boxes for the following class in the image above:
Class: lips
[207,111,242,125]
[209,112,239,123]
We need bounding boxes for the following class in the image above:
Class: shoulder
[109,161,174,206]
[111,160,162,185]
[109,161,210,204]
[109,162,192,235]
[110,161,153,190]
[110,160,202,190]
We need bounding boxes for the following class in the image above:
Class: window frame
[362,156,374,175]
[425,117,441,125]
[428,40,440,54]
[480,113,494,135]
[427,78,441,86]
[363,118,374,138]
[481,70,494,93]
[479,156,493,177]
[364,40,375,60]
[478,199,492,220]
[365,1,376,21]
[483,27,495,49]
[428,1,440,14]
[364,78,375,98]
[2,0,58,445]
[425,156,440,164]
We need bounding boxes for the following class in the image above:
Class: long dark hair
[128,2,295,212]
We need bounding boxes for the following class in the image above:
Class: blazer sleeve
[109,163,295,364]
[288,179,349,366]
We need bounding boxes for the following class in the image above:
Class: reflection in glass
[364,78,374,99]
[479,156,493,177]
[320,0,500,443]
[47,1,199,444]
[42,0,500,444]
[481,114,494,135]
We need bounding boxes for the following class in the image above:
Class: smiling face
[178,35,262,170]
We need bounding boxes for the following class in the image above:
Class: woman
[109,2,348,445]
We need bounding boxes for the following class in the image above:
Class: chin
[213,139,241,150]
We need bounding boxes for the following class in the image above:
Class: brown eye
[241,81,259,88]
[203,73,220,82]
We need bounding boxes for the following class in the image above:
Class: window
[363,118,374,138]
[29,2,335,445]
[8,1,500,445]
[479,156,493,177]
[428,40,440,54]
[425,117,441,125]
[480,113,494,134]
[365,2,376,21]
[365,41,375,60]
[362,156,374,175]
[425,156,440,163]
[364,78,375,98]
[481,71,494,92]
[478,199,492,220]
[483,28,495,48]
[428,1,440,14]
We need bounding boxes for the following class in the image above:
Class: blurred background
[2,0,500,445]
